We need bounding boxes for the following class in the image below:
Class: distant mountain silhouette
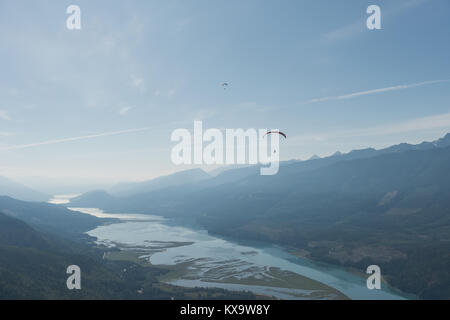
[434,133,450,148]
[69,190,119,208]
[0,176,49,202]
[70,133,450,299]
[207,164,253,177]
[308,154,321,160]
[73,133,450,212]
[0,196,104,239]
[109,168,211,196]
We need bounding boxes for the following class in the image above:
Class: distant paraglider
[263,131,287,139]
[221,82,229,90]
[264,131,286,154]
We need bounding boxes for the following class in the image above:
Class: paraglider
[221,82,229,90]
[263,131,286,154]
[263,131,287,139]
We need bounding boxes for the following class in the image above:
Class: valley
[67,135,450,299]
[71,205,409,300]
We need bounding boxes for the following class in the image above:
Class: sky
[0,0,449,190]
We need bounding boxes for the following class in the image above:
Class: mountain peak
[332,151,342,157]
[434,133,450,148]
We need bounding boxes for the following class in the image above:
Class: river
[63,204,413,300]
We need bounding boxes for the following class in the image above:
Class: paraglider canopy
[263,131,287,139]
[221,82,229,89]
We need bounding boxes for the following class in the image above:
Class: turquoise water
[73,207,412,300]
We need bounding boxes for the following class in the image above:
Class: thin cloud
[321,0,431,44]
[131,75,144,88]
[291,112,450,144]
[302,80,450,105]
[0,127,154,151]
[0,110,10,121]
[321,20,363,45]
[119,106,134,116]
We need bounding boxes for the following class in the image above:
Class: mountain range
[108,168,211,196]
[0,196,104,240]
[0,211,127,299]
[0,202,256,299]
[0,176,49,202]
[69,133,450,299]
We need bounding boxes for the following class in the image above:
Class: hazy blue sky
[0,0,449,186]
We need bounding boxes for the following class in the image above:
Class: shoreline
[285,247,417,300]
[73,206,408,300]
[98,242,349,300]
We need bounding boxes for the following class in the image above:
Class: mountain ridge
[108,168,210,197]
[0,176,50,202]
[71,132,450,210]
[68,133,450,299]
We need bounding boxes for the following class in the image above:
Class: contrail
[0,127,154,151]
[302,79,450,105]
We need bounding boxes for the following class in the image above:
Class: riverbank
[101,245,349,300]
[74,207,408,300]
